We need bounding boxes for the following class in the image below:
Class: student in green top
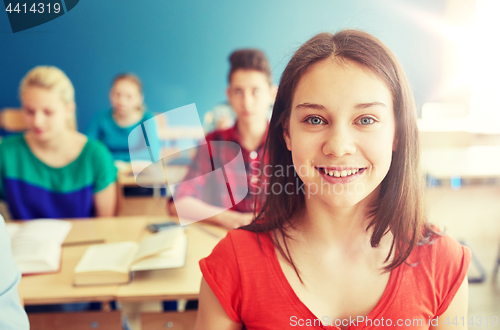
[0,66,117,220]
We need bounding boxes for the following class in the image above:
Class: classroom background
[1,0,449,129]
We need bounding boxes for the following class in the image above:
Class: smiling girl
[195,30,471,329]
[0,66,117,220]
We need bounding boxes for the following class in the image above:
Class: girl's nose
[322,125,356,158]
[33,111,44,127]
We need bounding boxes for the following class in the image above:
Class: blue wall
[0,0,445,131]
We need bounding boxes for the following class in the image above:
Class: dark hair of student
[228,49,272,85]
[244,29,436,278]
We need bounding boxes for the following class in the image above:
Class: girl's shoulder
[81,138,113,159]
[217,229,272,255]
[406,228,471,290]
[399,228,471,318]
[407,226,469,265]
[0,134,26,149]
[142,111,155,121]
[0,135,30,161]
[411,226,468,262]
[201,229,275,273]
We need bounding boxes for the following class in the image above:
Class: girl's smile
[314,165,368,184]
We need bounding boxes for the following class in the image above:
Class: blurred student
[86,74,160,164]
[172,49,276,229]
[195,30,470,329]
[0,66,117,220]
[0,215,29,329]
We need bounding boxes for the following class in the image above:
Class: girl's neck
[297,189,380,248]
[27,129,73,151]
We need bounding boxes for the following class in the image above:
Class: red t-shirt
[200,229,471,329]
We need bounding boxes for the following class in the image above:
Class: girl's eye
[306,116,326,125]
[357,117,375,125]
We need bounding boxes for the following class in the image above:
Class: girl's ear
[393,136,398,151]
[270,85,278,102]
[283,125,292,151]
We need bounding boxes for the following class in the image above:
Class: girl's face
[284,58,396,209]
[22,86,74,142]
[110,79,143,116]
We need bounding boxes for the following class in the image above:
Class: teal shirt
[0,135,117,220]
[86,111,161,162]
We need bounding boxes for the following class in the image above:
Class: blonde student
[0,66,117,220]
[86,73,160,163]
[195,30,471,329]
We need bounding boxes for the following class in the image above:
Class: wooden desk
[18,217,226,306]
[19,217,147,306]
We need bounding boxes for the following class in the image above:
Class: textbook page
[11,239,61,274]
[12,219,72,244]
[74,241,139,274]
[8,219,72,274]
[131,231,187,271]
[132,227,184,262]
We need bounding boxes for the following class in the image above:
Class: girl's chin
[303,186,372,209]
[320,196,365,209]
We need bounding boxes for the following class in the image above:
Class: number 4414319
[5,3,61,14]
[442,316,499,326]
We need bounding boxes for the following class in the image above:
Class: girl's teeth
[323,168,363,177]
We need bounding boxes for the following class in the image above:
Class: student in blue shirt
[0,215,30,329]
[86,74,160,163]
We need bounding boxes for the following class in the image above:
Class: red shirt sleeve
[433,234,471,316]
[199,231,242,323]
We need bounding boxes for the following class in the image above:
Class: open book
[6,220,73,275]
[74,227,187,286]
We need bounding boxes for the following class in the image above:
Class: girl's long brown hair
[245,29,436,277]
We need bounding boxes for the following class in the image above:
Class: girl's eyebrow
[354,102,387,109]
[296,102,387,111]
[295,103,327,111]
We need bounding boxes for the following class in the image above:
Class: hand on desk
[168,197,254,230]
